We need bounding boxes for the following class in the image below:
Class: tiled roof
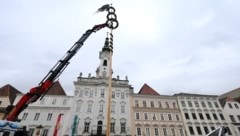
[138,83,160,95]
[46,81,66,96]
[225,97,236,102]
[0,84,22,104]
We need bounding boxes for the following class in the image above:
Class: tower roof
[138,83,160,95]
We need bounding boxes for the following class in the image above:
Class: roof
[46,81,66,96]
[219,96,239,107]
[219,87,240,103]
[0,84,22,104]
[138,83,160,95]
[174,92,218,97]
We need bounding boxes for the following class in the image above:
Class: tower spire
[96,33,113,78]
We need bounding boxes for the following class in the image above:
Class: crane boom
[6,23,107,122]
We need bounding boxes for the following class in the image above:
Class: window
[34,113,40,121]
[201,101,206,107]
[229,115,236,122]
[83,122,90,133]
[87,104,92,112]
[207,101,212,108]
[214,102,219,108]
[46,113,52,121]
[135,100,139,107]
[179,128,184,136]
[189,126,194,135]
[228,103,233,108]
[136,112,140,120]
[185,113,189,119]
[42,129,49,136]
[188,101,192,107]
[76,103,81,112]
[103,59,107,66]
[173,102,176,109]
[112,92,115,99]
[196,126,202,135]
[194,101,199,107]
[99,104,103,112]
[120,122,126,133]
[234,103,239,109]
[154,128,159,136]
[121,105,125,113]
[213,113,218,120]
[181,101,186,107]
[146,128,150,136]
[176,114,180,121]
[163,128,167,136]
[199,113,204,120]
[158,101,162,108]
[101,90,104,98]
[63,99,67,105]
[29,128,34,136]
[121,92,124,99]
[192,113,197,119]
[206,113,211,120]
[204,127,209,134]
[226,127,232,135]
[79,90,83,97]
[211,126,215,130]
[151,101,154,107]
[52,98,57,105]
[168,114,172,120]
[143,101,147,107]
[237,115,240,121]
[137,128,141,136]
[111,104,115,113]
[160,114,164,120]
[219,113,225,120]
[171,128,176,136]
[22,113,28,121]
[152,113,156,120]
[110,122,115,133]
[165,102,169,108]
[144,113,148,120]
[89,91,93,98]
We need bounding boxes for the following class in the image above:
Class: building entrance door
[97,121,102,136]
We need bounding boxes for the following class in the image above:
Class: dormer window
[103,60,107,66]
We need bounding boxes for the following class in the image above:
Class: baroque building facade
[131,84,185,136]
[71,36,133,136]
[174,93,235,136]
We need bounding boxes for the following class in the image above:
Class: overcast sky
[1,0,240,96]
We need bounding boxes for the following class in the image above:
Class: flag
[95,4,110,13]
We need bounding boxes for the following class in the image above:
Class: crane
[0,5,118,135]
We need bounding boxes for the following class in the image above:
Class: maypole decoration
[96,4,119,136]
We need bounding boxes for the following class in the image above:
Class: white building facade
[14,94,74,136]
[71,36,133,136]
[174,93,235,136]
[221,97,240,135]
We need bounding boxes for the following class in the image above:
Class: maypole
[99,4,119,136]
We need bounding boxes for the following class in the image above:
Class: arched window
[103,60,107,66]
